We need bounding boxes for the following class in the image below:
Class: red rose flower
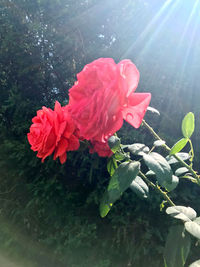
[89,140,113,157]
[27,101,80,164]
[68,58,151,142]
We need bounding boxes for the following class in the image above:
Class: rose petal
[55,121,67,145]
[54,138,69,159]
[69,58,149,142]
[59,153,67,164]
[90,140,113,157]
[118,59,140,98]
[122,93,151,128]
[28,101,80,164]
[68,135,80,151]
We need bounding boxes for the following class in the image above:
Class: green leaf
[143,152,173,187]
[189,259,200,267]
[147,106,160,115]
[114,151,126,161]
[166,153,190,165]
[99,194,111,218]
[127,143,149,156]
[166,206,197,222]
[185,221,200,240]
[182,112,195,138]
[164,175,179,192]
[164,225,191,267]
[170,138,188,155]
[130,176,149,199]
[107,161,140,203]
[145,170,155,176]
[100,161,140,217]
[154,140,166,147]
[107,157,118,176]
[108,136,121,153]
[193,217,200,225]
[175,167,189,177]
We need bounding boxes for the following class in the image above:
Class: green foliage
[108,136,121,153]
[170,138,188,155]
[164,225,191,267]
[99,197,111,218]
[103,111,200,266]
[165,206,200,265]
[175,167,188,177]
[185,222,200,240]
[166,153,190,165]
[166,206,197,222]
[100,161,140,217]
[128,143,150,156]
[107,157,118,176]
[170,112,195,163]
[189,259,200,267]
[114,151,127,161]
[143,152,173,188]
[130,176,149,199]
[164,175,179,192]
[154,140,166,147]
[182,113,195,139]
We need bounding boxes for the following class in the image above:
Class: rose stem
[142,120,200,185]
[139,171,175,206]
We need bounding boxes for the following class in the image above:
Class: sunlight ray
[177,0,199,49]
[136,0,181,60]
[120,0,174,59]
[178,1,200,81]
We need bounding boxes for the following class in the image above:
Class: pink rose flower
[89,140,113,157]
[68,58,151,143]
[27,101,80,164]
